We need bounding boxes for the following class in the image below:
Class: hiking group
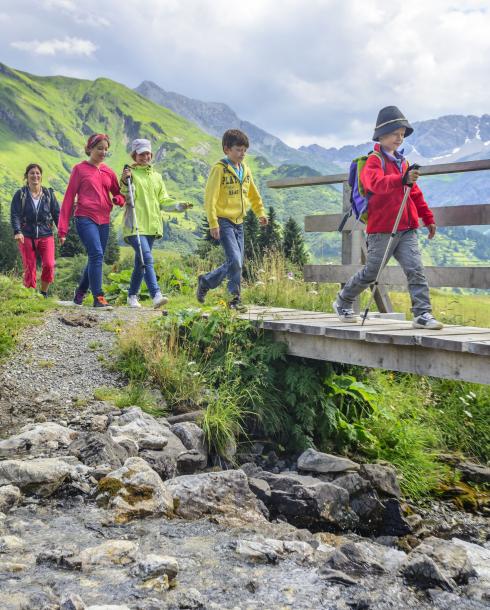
[10,105,444,329]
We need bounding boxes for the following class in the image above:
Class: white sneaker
[152,292,168,309]
[412,312,444,330]
[127,295,141,308]
[333,300,359,323]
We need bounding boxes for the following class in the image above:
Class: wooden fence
[267,159,490,312]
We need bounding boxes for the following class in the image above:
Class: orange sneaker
[93,295,113,309]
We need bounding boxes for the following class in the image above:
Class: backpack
[338,149,410,231]
[19,186,53,218]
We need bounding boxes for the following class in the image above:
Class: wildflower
[468,391,477,399]
[287,272,294,280]
[308,290,319,296]
[233,360,245,366]
[193,371,201,377]
[463,410,473,418]
[255,281,265,286]
[269,276,277,281]
[187,361,196,367]
[459,396,468,406]
[258,268,265,274]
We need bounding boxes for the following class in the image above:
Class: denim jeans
[75,217,109,297]
[202,218,244,296]
[337,229,432,317]
[126,235,160,298]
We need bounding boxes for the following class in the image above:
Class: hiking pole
[360,163,420,326]
[125,165,145,271]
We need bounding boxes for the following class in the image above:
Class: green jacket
[121,164,184,239]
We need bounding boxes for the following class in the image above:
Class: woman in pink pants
[10,164,60,297]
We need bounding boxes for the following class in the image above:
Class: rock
[400,554,455,591]
[168,588,205,609]
[79,539,138,570]
[171,422,207,461]
[37,547,82,570]
[0,458,73,497]
[68,432,132,468]
[236,538,315,563]
[261,471,358,530]
[378,498,412,537]
[297,448,359,474]
[163,469,265,524]
[0,484,22,512]
[0,422,78,457]
[248,477,271,504]
[322,569,358,586]
[429,590,490,610]
[132,554,179,580]
[360,463,401,498]
[138,434,168,451]
[96,457,173,524]
[452,538,490,601]
[86,606,131,610]
[413,537,477,584]
[333,473,385,532]
[0,535,23,552]
[457,461,490,484]
[60,593,86,610]
[139,449,178,480]
[90,415,109,433]
[166,410,205,424]
[324,542,385,576]
[177,449,208,473]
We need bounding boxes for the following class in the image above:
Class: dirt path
[0,305,160,438]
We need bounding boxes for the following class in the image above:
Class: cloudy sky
[1,0,489,148]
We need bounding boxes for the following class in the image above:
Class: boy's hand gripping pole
[360,164,420,326]
[125,165,145,271]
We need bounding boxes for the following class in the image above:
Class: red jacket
[360,144,434,234]
[58,161,125,237]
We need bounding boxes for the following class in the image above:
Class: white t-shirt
[31,195,41,210]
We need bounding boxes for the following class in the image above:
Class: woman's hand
[14,233,24,244]
[121,167,132,184]
[59,236,66,246]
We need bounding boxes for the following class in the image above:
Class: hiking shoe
[153,292,168,309]
[93,295,113,309]
[73,289,85,306]
[196,274,208,304]
[412,312,444,330]
[229,296,246,311]
[127,295,141,308]
[333,300,359,323]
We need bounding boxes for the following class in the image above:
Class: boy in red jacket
[333,106,443,329]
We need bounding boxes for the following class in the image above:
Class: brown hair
[24,163,43,181]
[222,129,249,151]
[85,133,110,155]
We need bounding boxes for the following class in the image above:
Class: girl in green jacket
[121,138,192,308]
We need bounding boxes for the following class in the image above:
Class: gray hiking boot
[196,274,209,304]
[333,300,359,323]
[412,312,443,330]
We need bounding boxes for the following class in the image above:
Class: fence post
[341,181,362,313]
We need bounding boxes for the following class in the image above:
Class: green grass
[0,275,55,361]
[94,383,167,417]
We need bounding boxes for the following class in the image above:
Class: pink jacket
[58,161,125,237]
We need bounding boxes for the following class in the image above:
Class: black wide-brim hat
[373,106,414,141]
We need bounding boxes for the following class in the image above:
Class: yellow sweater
[204,160,266,229]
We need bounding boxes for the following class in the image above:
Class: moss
[98,477,125,496]
[122,484,154,506]
[437,481,490,513]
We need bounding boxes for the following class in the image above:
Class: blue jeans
[127,235,160,298]
[202,218,244,296]
[75,217,109,298]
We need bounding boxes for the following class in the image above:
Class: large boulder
[255,471,358,530]
[96,457,173,524]
[0,422,78,458]
[412,537,477,584]
[79,540,138,571]
[333,473,385,532]
[68,432,134,468]
[400,554,455,591]
[452,538,490,601]
[360,463,401,498]
[163,469,265,524]
[0,458,73,497]
[297,449,359,475]
[171,422,207,466]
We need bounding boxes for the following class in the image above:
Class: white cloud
[42,0,110,26]
[11,37,97,57]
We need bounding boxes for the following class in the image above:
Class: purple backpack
[338,151,385,231]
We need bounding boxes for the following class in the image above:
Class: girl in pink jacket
[58,134,125,308]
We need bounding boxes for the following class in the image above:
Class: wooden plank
[466,340,490,356]
[305,204,490,233]
[271,331,490,385]
[366,326,490,348]
[303,265,490,289]
[421,332,490,352]
[267,158,490,189]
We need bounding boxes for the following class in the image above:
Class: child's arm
[248,176,267,221]
[204,165,221,230]
[361,155,404,194]
[58,166,80,239]
[411,183,436,236]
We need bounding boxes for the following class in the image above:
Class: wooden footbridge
[243,158,490,385]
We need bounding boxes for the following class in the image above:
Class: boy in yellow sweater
[197,129,268,308]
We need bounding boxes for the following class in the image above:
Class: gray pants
[337,229,431,317]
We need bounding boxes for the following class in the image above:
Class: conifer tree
[283,216,308,266]
[259,206,282,254]
[59,218,85,257]
[0,203,19,273]
[104,221,120,265]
